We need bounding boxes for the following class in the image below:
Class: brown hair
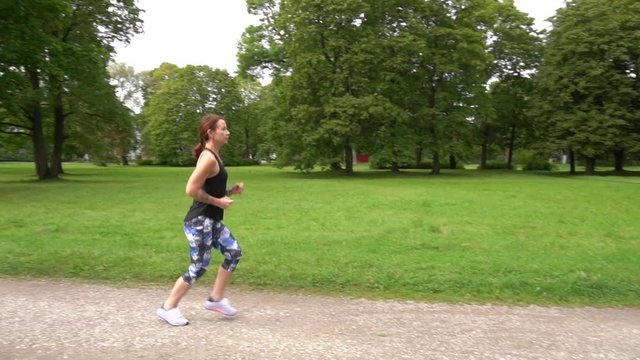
[192,114,224,159]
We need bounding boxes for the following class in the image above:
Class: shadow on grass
[0,170,117,185]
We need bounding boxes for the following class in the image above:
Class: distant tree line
[236,0,640,174]
[2,0,639,179]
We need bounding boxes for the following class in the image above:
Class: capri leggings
[182,215,242,286]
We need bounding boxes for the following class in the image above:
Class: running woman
[157,114,244,326]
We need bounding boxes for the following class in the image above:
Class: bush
[522,160,555,171]
[518,151,556,171]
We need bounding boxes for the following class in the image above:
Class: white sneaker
[203,298,237,317]
[156,306,189,326]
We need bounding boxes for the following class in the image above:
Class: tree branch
[0,121,32,131]
[18,105,35,122]
[0,129,32,137]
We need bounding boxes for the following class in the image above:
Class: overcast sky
[113,0,565,75]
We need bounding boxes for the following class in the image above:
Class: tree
[61,75,136,165]
[142,65,243,165]
[239,0,551,175]
[0,0,66,178]
[535,0,640,174]
[393,0,492,174]
[482,0,542,168]
[109,62,145,163]
[141,62,181,107]
[240,0,391,175]
[233,78,266,161]
[489,77,536,167]
[0,0,142,179]
[109,62,144,113]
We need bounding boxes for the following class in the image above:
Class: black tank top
[184,148,228,222]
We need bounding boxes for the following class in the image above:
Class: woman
[157,114,244,326]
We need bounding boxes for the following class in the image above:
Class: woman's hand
[216,196,234,209]
[229,181,245,195]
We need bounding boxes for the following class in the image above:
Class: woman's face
[209,120,230,144]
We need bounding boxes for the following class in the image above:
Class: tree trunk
[415,145,423,166]
[614,149,624,172]
[480,141,488,169]
[244,128,250,159]
[585,156,596,175]
[449,154,457,170]
[569,148,575,174]
[431,151,441,175]
[51,91,65,176]
[121,155,129,165]
[506,123,516,168]
[344,142,353,175]
[27,68,54,180]
[391,149,400,173]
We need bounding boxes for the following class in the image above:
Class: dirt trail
[0,278,638,359]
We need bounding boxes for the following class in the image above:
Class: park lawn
[0,162,639,307]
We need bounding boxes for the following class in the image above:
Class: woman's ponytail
[192,142,205,159]
[193,114,223,159]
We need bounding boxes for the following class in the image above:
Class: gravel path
[1,278,638,359]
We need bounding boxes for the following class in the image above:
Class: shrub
[522,160,555,171]
[518,151,556,171]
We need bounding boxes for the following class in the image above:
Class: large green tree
[398,0,492,174]
[241,0,393,174]
[241,0,538,174]
[481,0,542,168]
[535,0,640,174]
[0,0,142,179]
[488,77,535,166]
[142,65,243,165]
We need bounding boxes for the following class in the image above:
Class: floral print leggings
[182,215,243,286]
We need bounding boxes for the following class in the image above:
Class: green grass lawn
[1,162,639,307]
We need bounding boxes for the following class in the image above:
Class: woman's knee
[182,266,208,285]
[222,248,242,272]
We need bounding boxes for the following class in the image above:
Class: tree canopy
[0,0,142,178]
[238,0,552,173]
[533,0,640,173]
[142,65,244,165]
